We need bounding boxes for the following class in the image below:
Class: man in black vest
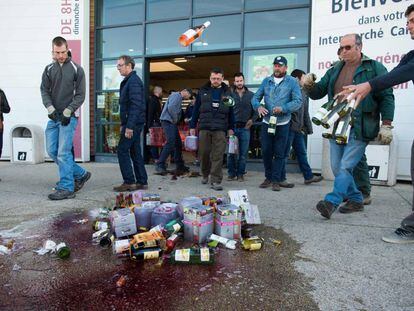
[190,67,235,191]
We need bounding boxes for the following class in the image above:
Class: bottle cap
[204,21,211,28]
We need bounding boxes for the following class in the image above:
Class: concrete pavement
[0,161,413,310]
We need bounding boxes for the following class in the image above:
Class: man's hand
[190,128,196,136]
[343,82,372,102]
[257,106,268,118]
[377,124,393,145]
[228,129,234,136]
[273,106,283,114]
[125,128,133,139]
[303,73,316,91]
[61,108,72,126]
[47,106,59,122]
[245,119,253,129]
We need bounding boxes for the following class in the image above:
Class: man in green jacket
[304,33,395,219]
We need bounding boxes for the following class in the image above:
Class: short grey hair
[118,55,135,69]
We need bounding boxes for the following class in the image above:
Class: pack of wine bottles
[312,94,357,145]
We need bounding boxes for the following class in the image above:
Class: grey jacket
[290,89,313,135]
[160,92,182,124]
[40,57,86,114]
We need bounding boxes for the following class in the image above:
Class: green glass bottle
[56,242,71,259]
[320,100,348,129]
[312,98,337,126]
[170,247,214,265]
[164,219,184,236]
[267,115,277,135]
[130,247,162,261]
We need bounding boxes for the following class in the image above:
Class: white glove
[63,108,72,118]
[377,125,393,145]
[47,106,56,114]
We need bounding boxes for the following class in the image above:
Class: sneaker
[279,181,295,188]
[237,175,245,182]
[362,194,372,205]
[382,228,414,244]
[259,179,272,188]
[201,176,209,184]
[211,183,223,191]
[74,171,92,192]
[272,183,281,191]
[316,200,336,219]
[227,175,237,181]
[113,183,137,192]
[154,166,168,175]
[304,175,323,185]
[339,200,364,213]
[48,189,75,200]
[136,184,148,190]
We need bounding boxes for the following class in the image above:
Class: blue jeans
[261,123,290,183]
[45,117,86,192]
[157,121,184,170]
[281,130,314,181]
[325,129,367,206]
[117,124,148,185]
[227,128,250,177]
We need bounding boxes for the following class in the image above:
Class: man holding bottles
[303,33,395,219]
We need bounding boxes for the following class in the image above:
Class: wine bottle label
[172,223,181,232]
[144,250,160,260]
[95,222,109,231]
[249,242,262,251]
[114,239,130,254]
[175,249,190,262]
[182,29,197,38]
[200,248,210,262]
[313,108,328,120]
[168,233,178,241]
[268,128,276,134]
[269,116,277,124]
[326,113,340,127]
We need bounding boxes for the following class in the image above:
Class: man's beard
[274,71,286,78]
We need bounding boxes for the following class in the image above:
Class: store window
[146,0,190,20]
[97,0,144,26]
[97,25,143,58]
[244,0,309,10]
[244,9,309,48]
[243,47,308,86]
[192,15,241,51]
[96,59,143,91]
[96,123,121,154]
[193,0,242,15]
[146,20,190,54]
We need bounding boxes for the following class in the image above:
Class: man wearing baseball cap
[252,56,302,191]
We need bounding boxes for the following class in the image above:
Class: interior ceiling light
[128,48,134,52]
[289,36,296,40]
[202,42,208,46]
[150,62,185,72]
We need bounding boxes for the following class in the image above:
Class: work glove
[377,124,393,145]
[61,108,72,126]
[303,73,317,92]
[47,106,59,122]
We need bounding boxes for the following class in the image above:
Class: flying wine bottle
[179,21,211,47]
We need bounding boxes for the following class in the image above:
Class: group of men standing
[25,3,414,245]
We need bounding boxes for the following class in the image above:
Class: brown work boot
[339,201,364,214]
[227,175,237,181]
[272,183,281,191]
[201,176,209,184]
[316,200,336,219]
[113,183,137,192]
[259,179,271,188]
[237,175,244,182]
[362,194,372,205]
[304,175,324,185]
[136,184,148,190]
[279,181,295,188]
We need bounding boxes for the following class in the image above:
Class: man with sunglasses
[303,33,395,219]
[344,4,414,244]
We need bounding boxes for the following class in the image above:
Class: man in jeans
[155,88,192,175]
[114,55,148,192]
[40,36,91,200]
[280,69,323,187]
[346,4,414,243]
[190,67,235,191]
[252,56,302,191]
[227,72,256,182]
[303,33,394,219]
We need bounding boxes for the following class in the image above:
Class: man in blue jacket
[114,55,148,192]
[252,56,302,191]
[345,4,414,243]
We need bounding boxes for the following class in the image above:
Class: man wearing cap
[302,33,394,219]
[252,56,302,191]
[155,88,193,175]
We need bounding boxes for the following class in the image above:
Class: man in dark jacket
[281,69,323,186]
[41,36,91,200]
[147,86,163,161]
[304,33,395,219]
[345,4,414,243]
[227,72,255,182]
[190,67,235,191]
[114,55,148,192]
[0,88,10,182]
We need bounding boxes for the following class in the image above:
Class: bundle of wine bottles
[312,94,357,145]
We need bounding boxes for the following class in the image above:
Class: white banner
[309,0,414,179]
